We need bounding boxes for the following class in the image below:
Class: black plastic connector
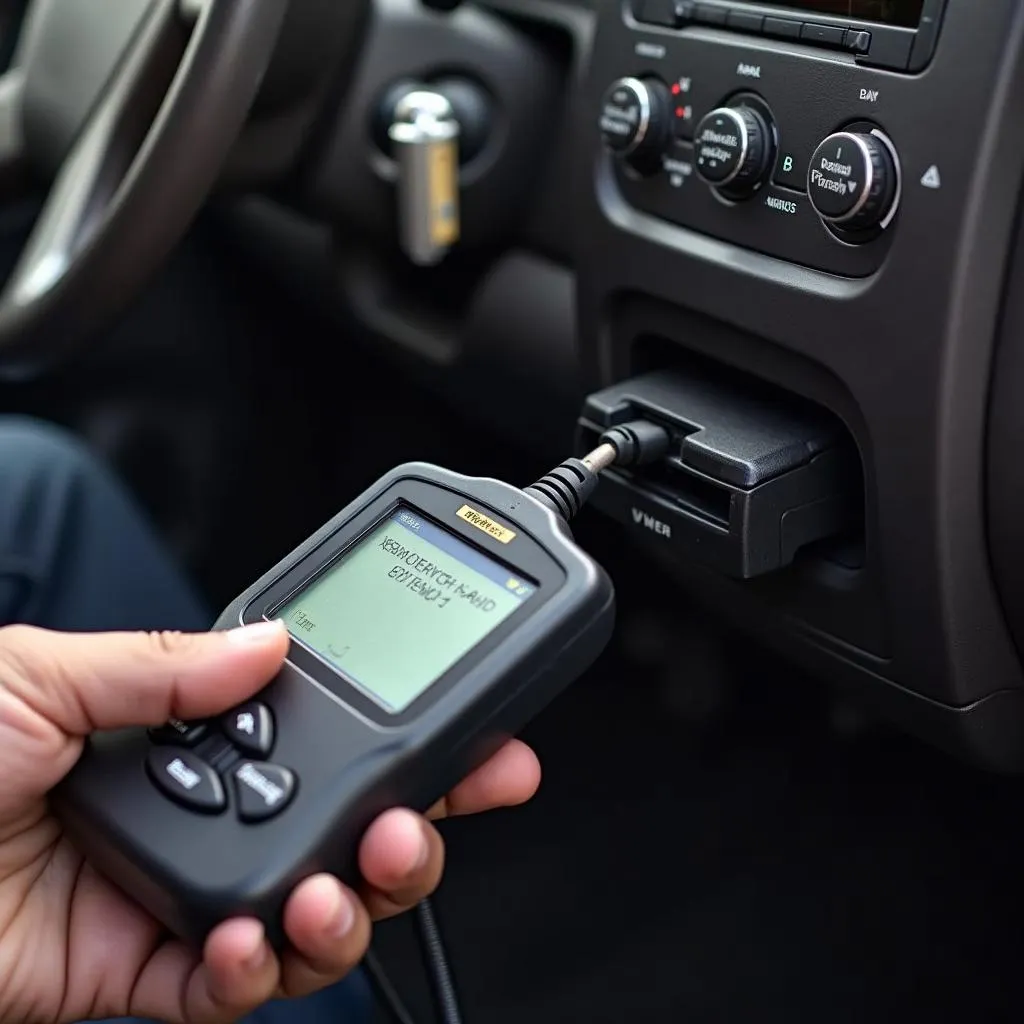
[578,370,861,579]
[524,458,600,522]
[600,420,671,467]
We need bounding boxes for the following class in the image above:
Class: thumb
[0,620,289,736]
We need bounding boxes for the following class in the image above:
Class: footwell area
[373,550,1024,1024]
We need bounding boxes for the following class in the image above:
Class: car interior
[1,0,1024,1020]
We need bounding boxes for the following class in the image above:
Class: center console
[573,0,1024,768]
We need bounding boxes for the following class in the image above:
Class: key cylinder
[388,90,461,266]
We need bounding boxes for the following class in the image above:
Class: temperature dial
[599,76,671,175]
[807,130,899,233]
[693,103,773,199]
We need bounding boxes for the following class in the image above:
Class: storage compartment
[577,368,862,580]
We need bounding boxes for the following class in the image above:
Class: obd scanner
[51,455,636,948]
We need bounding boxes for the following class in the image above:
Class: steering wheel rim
[0,0,288,375]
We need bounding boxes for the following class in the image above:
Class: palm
[1,810,190,1024]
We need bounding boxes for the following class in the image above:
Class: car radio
[594,0,951,277]
[629,0,948,72]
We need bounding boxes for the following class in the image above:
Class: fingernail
[326,888,356,939]
[242,929,269,972]
[228,620,285,645]
[411,821,431,874]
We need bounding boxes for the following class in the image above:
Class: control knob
[693,103,773,199]
[807,130,899,233]
[599,76,671,174]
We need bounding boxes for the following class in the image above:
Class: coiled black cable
[415,897,463,1024]
[363,897,463,1024]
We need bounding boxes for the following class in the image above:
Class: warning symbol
[921,165,942,189]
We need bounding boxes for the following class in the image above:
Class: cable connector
[524,457,602,522]
[524,419,671,522]
[599,419,671,467]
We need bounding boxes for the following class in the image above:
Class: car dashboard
[17,0,1018,773]
[217,0,1024,773]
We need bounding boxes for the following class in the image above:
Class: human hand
[0,620,541,1023]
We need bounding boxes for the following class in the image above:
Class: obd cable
[368,420,670,1024]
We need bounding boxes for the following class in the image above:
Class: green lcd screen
[278,508,538,713]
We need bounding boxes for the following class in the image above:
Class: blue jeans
[0,417,371,1023]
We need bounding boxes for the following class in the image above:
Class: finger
[185,919,280,1023]
[278,874,371,998]
[426,739,541,820]
[0,620,289,737]
[129,920,280,1024]
[358,808,445,920]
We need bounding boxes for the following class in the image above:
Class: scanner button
[223,702,275,756]
[148,718,208,746]
[233,762,296,822]
[146,748,225,813]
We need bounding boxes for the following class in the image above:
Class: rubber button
[222,701,275,757]
[233,762,297,822]
[694,4,727,25]
[147,747,225,813]
[634,0,677,27]
[726,10,763,33]
[800,22,847,46]
[673,0,696,23]
[148,718,208,746]
[763,17,801,39]
[845,29,872,53]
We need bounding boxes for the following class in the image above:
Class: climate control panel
[592,30,916,277]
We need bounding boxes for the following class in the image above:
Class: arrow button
[222,701,275,757]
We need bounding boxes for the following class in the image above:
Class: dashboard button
[673,0,697,24]
[694,4,727,26]
[726,10,763,33]
[634,0,678,27]
[800,22,847,46]
[763,16,801,39]
[845,29,872,53]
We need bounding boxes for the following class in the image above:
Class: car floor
[372,533,1024,1024]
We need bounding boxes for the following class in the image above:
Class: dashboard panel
[242,0,1024,769]
[574,0,1024,768]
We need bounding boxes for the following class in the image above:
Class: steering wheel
[0,0,362,375]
